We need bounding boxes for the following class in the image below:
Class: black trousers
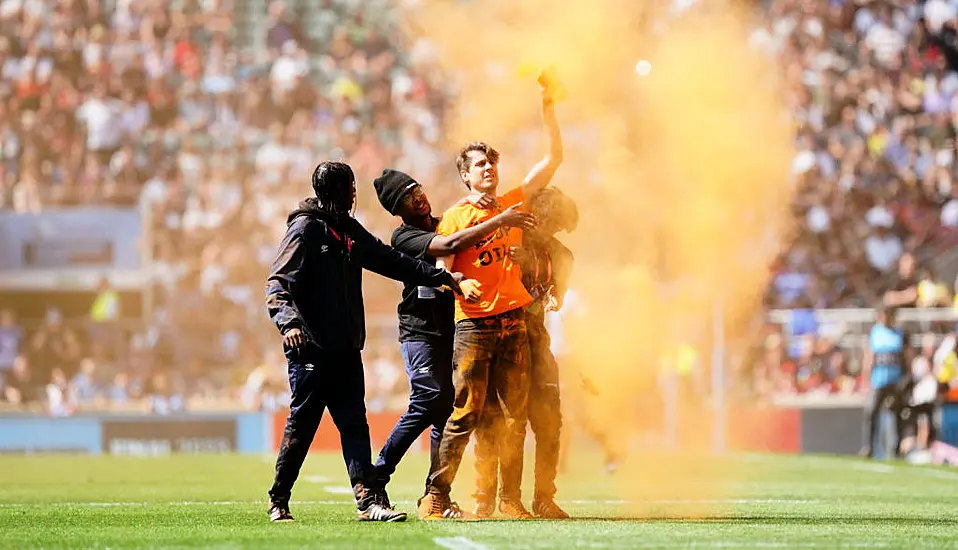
[862,384,898,453]
[268,345,376,508]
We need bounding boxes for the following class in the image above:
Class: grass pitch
[1,450,957,549]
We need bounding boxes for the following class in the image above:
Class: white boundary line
[302,475,331,483]
[433,537,492,550]
[745,453,958,480]
[0,498,820,508]
[580,544,891,549]
[322,486,355,495]
[847,463,896,474]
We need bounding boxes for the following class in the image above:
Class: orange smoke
[407,0,794,516]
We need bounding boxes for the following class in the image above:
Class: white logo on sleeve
[304,364,315,371]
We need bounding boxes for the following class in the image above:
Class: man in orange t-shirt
[419,74,564,520]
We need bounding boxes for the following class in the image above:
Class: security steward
[265,161,465,523]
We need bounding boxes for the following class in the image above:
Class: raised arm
[521,78,564,196]
[883,285,918,307]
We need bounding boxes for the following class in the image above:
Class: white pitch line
[302,475,331,483]
[847,462,896,474]
[560,499,819,505]
[573,543,890,549]
[322,486,355,495]
[913,468,958,480]
[0,500,354,508]
[0,498,821,508]
[746,452,958,481]
[682,544,890,549]
[434,536,492,550]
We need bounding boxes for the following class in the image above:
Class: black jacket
[266,198,454,351]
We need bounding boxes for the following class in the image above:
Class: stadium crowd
[3,0,958,415]
[0,0,447,414]
[753,0,958,399]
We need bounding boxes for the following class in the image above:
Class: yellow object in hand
[518,60,538,78]
[537,65,568,103]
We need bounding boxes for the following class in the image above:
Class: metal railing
[768,307,958,325]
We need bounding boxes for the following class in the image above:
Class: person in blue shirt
[861,305,908,458]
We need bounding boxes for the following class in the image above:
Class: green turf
[1,450,957,549]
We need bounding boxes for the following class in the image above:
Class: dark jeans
[862,384,899,454]
[269,345,376,508]
[426,310,530,499]
[375,339,455,489]
[475,313,561,503]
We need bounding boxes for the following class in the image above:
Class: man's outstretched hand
[497,203,536,230]
[283,327,305,351]
[537,66,566,104]
[447,272,482,303]
[464,192,499,210]
[460,279,483,303]
[508,246,532,266]
[446,271,465,296]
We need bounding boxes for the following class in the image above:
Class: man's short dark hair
[311,161,354,214]
[456,142,500,175]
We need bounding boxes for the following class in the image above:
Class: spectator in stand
[884,252,919,307]
[146,371,185,415]
[29,308,81,384]
[3,355,38,406]
[0,308,22,376]
[899,338,940,457]
[71,357,100,407]
[265,1,309,58]
[45,367,75,417]
[106,371,134,407]
[241,351,288,412]
[88,276,121,358]
[365,345,405,414]
[916,268,951,307]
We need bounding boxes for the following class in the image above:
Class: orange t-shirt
[437,186,533,322]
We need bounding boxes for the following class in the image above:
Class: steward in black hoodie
[265,196,457,351]
[265,162,462,524]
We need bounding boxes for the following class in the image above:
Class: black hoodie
[265,198,455,352]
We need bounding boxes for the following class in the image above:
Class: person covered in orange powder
[472,187,579,520]
[417,71,564,520]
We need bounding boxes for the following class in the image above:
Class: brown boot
[498,498,533,519]
[417,493,465,520]
[472,499,495,519]
[533,499,570,519]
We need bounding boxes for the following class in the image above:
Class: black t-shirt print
[391,220,455,344]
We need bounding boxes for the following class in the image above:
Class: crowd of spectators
[0,0,448,414]
[762,0,958,311]
[746,0,958,398]
[7,0,958,412]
